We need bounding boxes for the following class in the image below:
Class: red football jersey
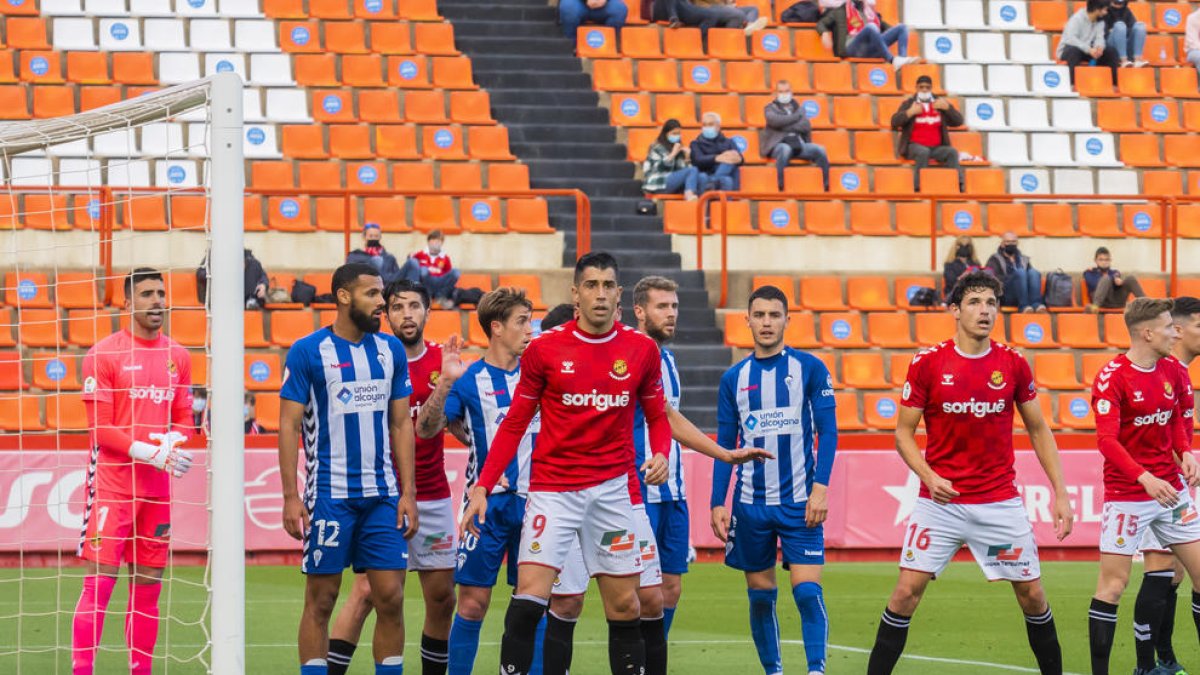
[1092,354,1193,502]
[477,320,669,493]
[901,339,1037,504]
[81,330,194,498]
[1165,354,1196,449]
[407,341,450,501]
[412,249,453,278]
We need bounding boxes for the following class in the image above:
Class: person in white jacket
[1056,0,1120,85]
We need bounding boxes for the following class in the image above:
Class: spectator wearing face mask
[346,223,404,285]
[1084,246,1146,312]
[890,74,964,192]
[642,119,703,200]
[986,232,1045,313]
[244,392,264,435]
[816,0,919,70]
[1058,0,1120,85]
[942,235,982,303]
[689,111,742,192]
[405,229,461,309]
[760,79,830,191]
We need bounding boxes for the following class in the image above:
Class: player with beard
[325,280,457,675]
[279,263,419,675]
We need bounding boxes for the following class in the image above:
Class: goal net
[0,73,244,674]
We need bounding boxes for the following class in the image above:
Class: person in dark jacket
[196,247,269,309]
[816,0,918,69]
[689,111,742,192]
[345,223,404,286]
[1103,0,1148,67]
[986,232,1045,313]
[890,75,965,192]
[760,79,830,191]
[1083,246,1146,311]
[642,119,702,199]
[653,0,767,35]
[942,235,982,303]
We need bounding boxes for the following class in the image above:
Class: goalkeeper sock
[662,605,677,639]
[327,639,356,675]
[543,611,577,675]
[747,588,782,674]
[792,582,828,672]
[301,659,328,674]
[1088,598,1119,675]
[375,655,403,674]
[866,608,910,675]
[1023,606,1061,675]
[607,618,645,674]
[72,574,117,675]
[420,634,448,675]
[1157,582,1180,664]
[530,613,546,675]
[499,595,547,675]
[447,614,483,675]
[1135,572,1173,670]
[126,581,162,675]
[641,615,667,675]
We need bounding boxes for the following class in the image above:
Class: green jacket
[642,142,690,193]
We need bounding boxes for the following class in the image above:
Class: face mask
[192,397,206,414]
[244,405,252,419]
[701,126,719,139]
[1003,243,1018,255]
[667,133,681,144]
[916,92,933,103]
[366,239,382,252]
[428,245,442,256]
[776,93,793,104]
[957,246,971,258]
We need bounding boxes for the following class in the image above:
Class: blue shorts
[456,492,525,588]
[302,496,408,575]
[725,501,824,572]
[646,499,690,575]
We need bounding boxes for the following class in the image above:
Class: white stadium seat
[41,0,84,15]
[106,160,153,187]
[924,32,964,63]
[985,65,1028,95]
[1009,33,1051,63]
[249,54,294,86]
[242,124,281,159]
[99,18,143,51]
[186,122,209,157]
[143,19,187,51]
[53,19,97,50]
[965,98,1008,130]
[129,0,175,16]
[1050,99,1098,132]
[966,32,1006,63]
[189,20,233,51]
[944,0,987,29]
[1098,170,1139,195]
[1031,65,1072,96]
[159,52,202,83]
[986,132,1031,165]
[903,0,943,28]
[58,159,103,186]
[1052,169,1095,194]
[204,53,247,80]
[1030,133,1074,166]
[234,20,277,52]
[1009,168,1050,194]
[140,123,187,157]
[219,0,263,17]
[84,0,129,15]
[10,158,55,186]
[1074,133,1120,167]
[944,64,987,94]
[156,160,201,188]
[988,0,1031,30]
[265,89,311,123]
[176,0,218,16]
[1007,98,1051,131]
[46,139,90,157]
[93,129,139,157]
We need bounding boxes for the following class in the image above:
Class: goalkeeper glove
[130,432,194,478]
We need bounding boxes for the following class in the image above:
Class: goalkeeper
[72,268,196,675]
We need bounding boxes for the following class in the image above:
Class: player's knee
[639,588,664,618]
[550,595,584,620]
[661,576,682,607]
[604,586,641,620]
[427,586,456,618]
[456,588,490,621]
[1012,581,1047,613]
[372,589,404,622]
[1094,575,1129,604]
[305,585,340,620]
[888,584,924,614]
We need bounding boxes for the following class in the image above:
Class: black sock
[1134,572,1174,670]
[420,633,449,675]
[327,638,356,675]
[1192,591,1200,645]
[641,616,667,675]
[543,611,577,675]
[1089,598,1119,675]
[500,596,548,675]
[1158,582,1179,664]
[867,608,911,675]
[607,618,645,674]
[1023,607,1061,675]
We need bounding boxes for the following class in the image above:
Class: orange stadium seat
[1074,66,1116,97]
[940,203,984,236]
[405,90,449,123]
[413,23,458,55]
[413,196,459,233]
[1082,352,1115,386]
[1118,68,1157,97]
[254,393,280,433]
[855,132,901,165]
[189,351,208,387]
[1155,3,1189,33]
[243,311,269,349]
[872,167,914,194]
[740,166,779,194]
[55,272,98,309]
[1097,99,1139,132]
[376,125,420,159]
[664,28,706,59]
[1055,313,1104,349]
[1031,203,1075,237]
[593,59,635,91]
[707,28,750,60]
[1078,203,1121,238]
[856,63,899,94]
[1120,134,1164,167]
[662,201,702,235]
[813,63,856,96]
[793,31,837,62]
[450,90,494,124]
[966,169,1006,195]
[1166,135,1200,167]
[371,22,413,54]
[832,97,876,129]
[834,392,867,431]
[1163,68,1200,99]
[498,275,546,309]
[245,353,282,391]
[753,275,799,309]
[866,312,916,348]
[67,52,110,85]
[22,194,69,231]
[724,312,753,347]
[894,201,934,236]
[1010,314,1058,348]
[1030,1,1068,31]
[0,352,25,391]
[849,201,894,235]
[18,309,62,348]
[768,62,812,92]
[800,276,848,311]
[842,352,890,389]
[785,312,821,348]
[847,277,893,311]
[398,0,442,20]
[620,27,663,59]
[461,197,505,233]
[681,61,723,93]
[441,163,482,191]
[889,353,913,387]
[0,311,13,348]
[986,203,1030,235]
[329,125,374,159]
[389,56,432,88]
[1104,313,1131,348]
[0,395,43,432]
[757,201,800,235]
[1142,101,1182,134]
[393,163,435,191]
[864,393,901,430]
[752,30,792,61]
[577,27,617,58]
[820,312,868,347]
[294,54,338,86]
[5,272,51,309]
[66,309,114,348]
[32,87,74,118]
[1057,393,1095,430]
[1016,393,1058,431]
[270,310,315,347]
[468,126,516,161]
[422,126,466,160]
[30,352,80,391]
[914,311,954,345]
[8,17,49,49]
[1179,204,1200,237]
[490,163,530,191]
[1033,353,1081,390]
[362,197,409,232]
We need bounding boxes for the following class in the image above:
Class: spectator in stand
[986,232,1046,313]
[942,235,982,303]
[404,229,461,309]
[655,0,768,35]
[1187,5,1200,76]
[890,75,965,192]
[559,0,627,39]
[191,386,207,430]
[1083,246,1146,312]
[760,79,830,191]
[819,0,845,9]
[1057,0,1120,85]
[1103,0,1148,68]
[816,0,919,70]
[244,392,265,435]
[345,223,404,286]
[643,119,703,201]
[540,303,576,333]
[690,112,743,192]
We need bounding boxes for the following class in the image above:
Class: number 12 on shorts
[312,519,341,547]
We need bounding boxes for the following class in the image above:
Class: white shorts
[899,497,1040,582]
[407,498,457,571]
[1103,490,1200,556]
[520,475,643,581]
[552,504,662,596]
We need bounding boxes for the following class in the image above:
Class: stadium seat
[0,352,24,391]
[1104,313,1131,348]
[1163,68,1200,100]
[848,201,894,236]
[65,309,114,348]
[707,28,749,60]
[620,27,662,59]
[756,202,799,235]
[254,393,281,433]
[723,312,753,348]
[783,312,820,349]
[847,277,894,312]
[1077,203,1121,238]
[1081,352,1115,387]
[889,353,912,387]
[167,309,207,349]
[1166,136,1200,167]
[244,353,282,391]
[1033,353,1081,390]
[940,203,984,236]
[842,352,890,389]
[0,310,13,348]
[1119,134,1164,168]
[752,275,799,310]
[914,311,954,345]
[376,126,420,159]
[819,312,869,348]
[269,309,314,347]
[498,275,546,310]
[450,90,495,124]
[663,28,705,60]
[5,272,52,309]
[867,312,916,348]
[1015,393,1058,431]
[751,30,792,61]
[986,203,1030,235]
[892,276,937,311]
[1057,393,1095,430]
[1074,66,1115,97]
[30,352,80,391]
[864,393,901,430]
[1009,314,1057,348]
[833,392,867,431]
[243,310,269,349]
[0,395,44,432]
[1031,203,1074,237]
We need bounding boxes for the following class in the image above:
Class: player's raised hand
[1051,492,1074,541]
[710,505,731,542]
[282,494,309,541]
[923,473,960,505]
[460,486,489,538]
[642,454,669,486]
[805,484,828,528]
[1180,452,1200,487]
[440,334,467,384]
[1139,472,1180,507]
[398,494,419,539]
[725,447,774,464]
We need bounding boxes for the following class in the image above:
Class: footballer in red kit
[868,271,1073,675]
[462,252,671,675]
[1088,297,1200,675]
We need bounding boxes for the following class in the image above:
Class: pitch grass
[0,561,1187,673]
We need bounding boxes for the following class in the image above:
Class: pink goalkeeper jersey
[81,330,193,498]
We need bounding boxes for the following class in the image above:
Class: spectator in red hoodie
[403,229,461,309]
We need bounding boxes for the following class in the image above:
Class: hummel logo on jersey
[1134,391,1145,402]
[740,385,760,392]
[561,361,575,374]
[1133,409,1173,427]
[562,390,630,411]
[122,364,143,372]
[942,374,954,385]
[942,399,1006,417]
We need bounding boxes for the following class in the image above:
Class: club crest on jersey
[83,376,97,394]
[988,370,1006,390]
[610,359,630,381]
[313,549,324,566]
[529,541,542,554]
[167,359,178,376]
[904,549,915,562]
[430,370,440,387]
[1165,381,1175,399]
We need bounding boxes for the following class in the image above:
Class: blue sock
[447,614,483,675]
[300,664,328,675]
[529,614,547,675]
[375,658,403,675]
[793,582,828,672]
[663,605,677,639]
[747,588,782,674]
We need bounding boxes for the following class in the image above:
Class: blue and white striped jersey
[716,347,835,506]
[634,347,685,503]
[444,359,536,495]
[280,328,413,508]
